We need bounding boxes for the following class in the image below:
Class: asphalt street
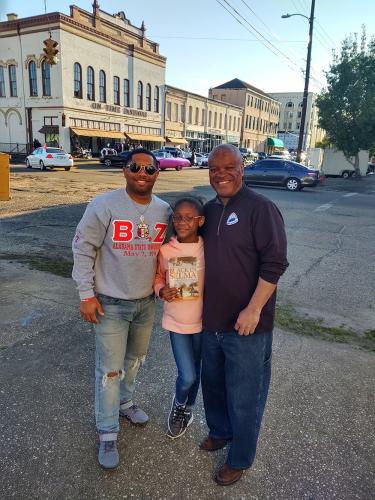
[0,164,374,499]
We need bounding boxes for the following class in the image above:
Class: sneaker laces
[172,404,188,422]
[104,441,116,452]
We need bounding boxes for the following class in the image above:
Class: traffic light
[43,38,59,65]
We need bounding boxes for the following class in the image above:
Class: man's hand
[234,305,261,336]
[80,297,105,324]
[159,285,179,302]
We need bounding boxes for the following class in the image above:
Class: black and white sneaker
[167,396,193,439]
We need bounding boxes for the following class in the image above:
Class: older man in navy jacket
[200,144,289,486]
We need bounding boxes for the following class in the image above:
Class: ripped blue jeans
[94,293,156,434]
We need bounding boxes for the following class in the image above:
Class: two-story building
[0,3,166,154]
[209,78,281,152]
[164,85,243,152]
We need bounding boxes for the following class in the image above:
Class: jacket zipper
[217,205,226,236]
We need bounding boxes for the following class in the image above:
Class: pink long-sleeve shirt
[154,236,205,334]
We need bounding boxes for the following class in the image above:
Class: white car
[26,147,73,171]
[196,153,209,167]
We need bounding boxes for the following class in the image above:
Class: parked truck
[319,149,369,178]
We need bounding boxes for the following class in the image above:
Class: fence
[0,143,30,156]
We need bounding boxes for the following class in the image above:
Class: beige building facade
[0,4,166,154]
[209,78,281,152]
[268,92,325,150]
[164,85,242,152]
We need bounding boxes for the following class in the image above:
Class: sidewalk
[0,182,374,499]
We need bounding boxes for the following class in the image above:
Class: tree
[316,27,375,177]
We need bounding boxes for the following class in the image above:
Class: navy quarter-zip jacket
[203,185,288,333]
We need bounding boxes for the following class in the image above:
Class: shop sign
[91,102,148,118]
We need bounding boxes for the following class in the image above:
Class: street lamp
[282,0,315,163]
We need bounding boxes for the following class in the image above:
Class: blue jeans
[169,332,202,407]
[94,294,155,434]
[201,330,272,469]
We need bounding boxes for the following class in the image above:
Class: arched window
[42,60,51,96]
[219,113,222,129]
[113,76,120,105]
[286,101,294,108]
[201,109,205,126]
[137,81,143,109]
[154,85,159,112]
[99,70,106,102]
[188,106,193,124]
[73,62,82,98]
[87,66,95,101]
[8,65,17,97]
[145,83,151,111]
[208,110,212,127]
[0,67,5,97]
[195,107,199,125]
[124,78,130,107]
[28,61,38,96]
[298,101,303,107]
[214,112,217,128]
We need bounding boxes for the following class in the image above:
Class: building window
[137,81,143,109]
[201,109,205,126]
[145,83,151,111]
[154,86,159,112]
[229,115,232,130]
[219,113,222,129]
[0,67,5,97]
[208,110,212,127]
[73,63,82,98]
[214,112,217,128]
[41,60,51,97]
[113,76,120,105]
[195,107,199,125]
[87,66,95,101]
[188,106,193,124]
[99,70,106,102]
[174,103,179,121]
[8,65,17,97]
[166,101,171,120]
[123,79,130,107]
[28,61,38,96]
[286,101,294,108]
[181,104,185,123]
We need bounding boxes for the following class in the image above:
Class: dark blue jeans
[169,332,202,407]
[201,330,272,469]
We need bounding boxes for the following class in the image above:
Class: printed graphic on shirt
[112,219,167,257]
[168,257,199,300]
[226,212,239,225]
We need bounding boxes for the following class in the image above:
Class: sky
[0,0,372,97]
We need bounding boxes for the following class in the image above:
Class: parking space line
[343,192,358,197]
[314,203,333,212]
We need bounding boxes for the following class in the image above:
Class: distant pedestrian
[72,149,171,470]
[154,197,205,439]
[33,138,41,149]
[191,148,196,166]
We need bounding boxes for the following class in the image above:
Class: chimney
[7,13,18,21]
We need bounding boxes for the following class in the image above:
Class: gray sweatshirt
[72,188,172,300]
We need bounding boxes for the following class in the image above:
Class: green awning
[267,137,284,147]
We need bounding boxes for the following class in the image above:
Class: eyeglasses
[125,163,159,175]
[172,215,202,224]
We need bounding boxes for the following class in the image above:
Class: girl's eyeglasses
[172,215,202,224]
[125,163,159,175]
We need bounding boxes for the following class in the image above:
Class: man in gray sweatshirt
[72,149,171,469]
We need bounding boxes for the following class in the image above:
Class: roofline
[165,84,243,111]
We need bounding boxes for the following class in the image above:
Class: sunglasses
[125,163,159,175]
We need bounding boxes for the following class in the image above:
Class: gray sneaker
[98,439,119,470]
[167,396,193,439]
[119,404,149,426]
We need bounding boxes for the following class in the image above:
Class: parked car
[268,150,292,160]
[196,153,209,167]
[25,147,73,171]
[153,151,191,171]
[257,152,267,160]
[244,159,320,191]
[100,147,117,158]
[99,151,131,167]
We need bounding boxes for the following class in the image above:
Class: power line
[151,35,307,42]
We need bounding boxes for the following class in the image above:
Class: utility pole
[297,0,315,163]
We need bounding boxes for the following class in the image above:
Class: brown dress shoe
[199,436,229,451]
[215,463,244,486]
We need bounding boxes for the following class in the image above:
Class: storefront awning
[70,127,124,139]
[267,137,284,147]
[125,132,165,143]
[166,136,187,145]
[39,125,59,134]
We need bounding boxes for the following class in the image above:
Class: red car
[154,151,191,171]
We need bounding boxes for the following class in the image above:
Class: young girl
[154,197,205,439]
